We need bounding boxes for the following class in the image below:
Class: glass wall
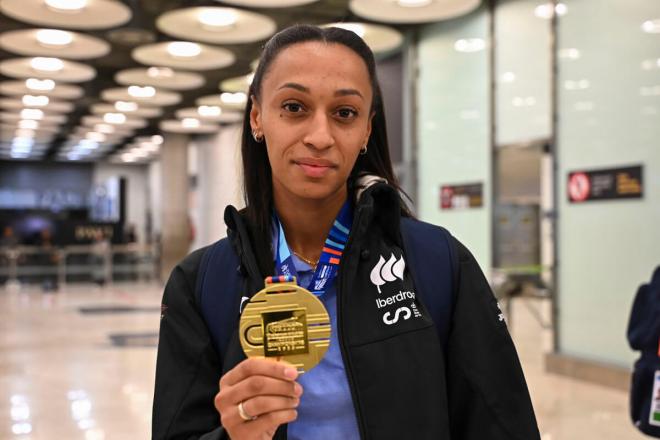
[557,0,660,366]
[417,5,491,269]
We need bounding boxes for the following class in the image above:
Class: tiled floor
[0,282,648,439]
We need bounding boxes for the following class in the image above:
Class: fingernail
[284,367,298,380]
[294,383,303,396]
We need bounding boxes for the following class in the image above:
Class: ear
[249,95,262,132]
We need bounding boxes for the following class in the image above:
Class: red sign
[568,172,591,202]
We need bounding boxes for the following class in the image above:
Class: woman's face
[250,41,374,203]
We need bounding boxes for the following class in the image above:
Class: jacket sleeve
[152,248,229,440]
[447,238,541,440]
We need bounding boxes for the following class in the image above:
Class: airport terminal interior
[0,0,658,439]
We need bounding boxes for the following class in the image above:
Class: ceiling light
[15,129,35,138]
[45,0,86,12]
[36,29,73,46]
[167,42,202,58]
[147,67,174,78]
[115,101,138,112]
[198,105,222,117]
[454,38,486,53]
[121,153,136,162]
[67,152,81,160]
[642,19,660,34]
[151,135,163,145]
[558,48,581,60]
[127,86,155,98]
[94,124,114,134]
[198,8,238,28]
[534,3,567,19]
[397,0,433,7]
[103,113,126,124]
[85,132,106,142]
[78,139,98,149]
[10,151,30,159]
[26,78,55,91]
[19,119,39,129]
[220,92,247,104]
[22,95,49,107]
[30,57,64,72]
[141,142,159,152]
[12,137,34,149]
[331,23,366,38]
[182,118,200,128]
[20,109,44,120]
[500,72,516,83]
[130,148,149,158]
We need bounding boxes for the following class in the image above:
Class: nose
[302,110,335,150]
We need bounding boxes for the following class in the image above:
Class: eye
[335,107,358,120]
[282,102,305,113]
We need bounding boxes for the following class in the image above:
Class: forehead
[262,41,373,96]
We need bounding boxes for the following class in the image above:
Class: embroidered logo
[370,253,405,293]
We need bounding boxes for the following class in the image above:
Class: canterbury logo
[370,253,405,293]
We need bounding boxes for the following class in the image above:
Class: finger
[221,358,299,388]
[225,375,303,406]
[242,395,300,418]
[239,408,298,435]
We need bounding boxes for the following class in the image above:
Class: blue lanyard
[274,201,352,296]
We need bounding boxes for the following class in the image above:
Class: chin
[288,179,346,201]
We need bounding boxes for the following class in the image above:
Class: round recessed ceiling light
[198,8,237,28]
[26,78,55,91]
[214,0,319,7]
[167,41,202,58]
[115,101,138,112]
[22,95,49,106]
[1,0,132,30]
[181,117,200,128]
[30,57,64,72]
[349,0,480,24]
[101,87,181,106]
[147,67,174,78]
[156,6,276,45]
[36,29,73,46]
[128,85,155,98]
[398,0,432,7]
[642,19,660,34]
[103,112,126,124]
[21,108,44,120]
[322,22,403,56]
[198,105,222,117]
[221,92,247,105]
[132,42,235,71]
[19,119,39,129]
[45,0,86,11]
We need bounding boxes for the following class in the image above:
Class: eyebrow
[277,82,364,99]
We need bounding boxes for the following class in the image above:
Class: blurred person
[91,230,111,286]
[36,228,58,292]
[628,266,660,437]
[152,25,539,440]
[0,225,18,248]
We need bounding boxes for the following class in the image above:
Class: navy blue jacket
[152,183,540,439]
[628,266,660,437]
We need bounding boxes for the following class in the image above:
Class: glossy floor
[0,282,647,439]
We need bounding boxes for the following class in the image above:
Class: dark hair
[241,24,409,259]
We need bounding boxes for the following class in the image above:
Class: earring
[360,144,368,155]
[252,130,264,143]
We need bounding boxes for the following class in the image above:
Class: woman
[153,25,540,440]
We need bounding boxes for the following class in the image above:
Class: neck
[274,185,348,263]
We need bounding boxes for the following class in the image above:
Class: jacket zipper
[337,205,368,440]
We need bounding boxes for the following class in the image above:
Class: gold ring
[238,401,257,422]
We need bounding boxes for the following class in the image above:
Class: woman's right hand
[215,357,303,440]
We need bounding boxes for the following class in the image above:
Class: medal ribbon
[274,201,352,296]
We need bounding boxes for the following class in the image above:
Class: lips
[293,157,336,178]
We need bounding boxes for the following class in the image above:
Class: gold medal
[239,276,331,373]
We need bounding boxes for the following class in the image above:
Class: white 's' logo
[383,307,412,325]
[370,253,405,293]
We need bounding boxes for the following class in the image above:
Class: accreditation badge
[650,371,660,427]
[239,276,331,373]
